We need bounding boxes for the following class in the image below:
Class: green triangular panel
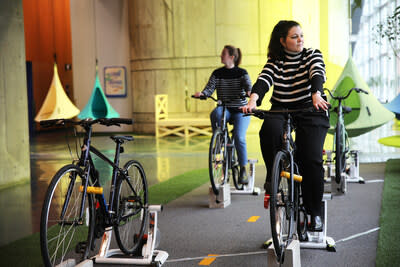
[328,57,394,137]
[78,74,120,119]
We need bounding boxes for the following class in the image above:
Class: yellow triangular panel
[35,63,80,122]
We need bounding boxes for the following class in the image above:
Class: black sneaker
[239,166,249,184]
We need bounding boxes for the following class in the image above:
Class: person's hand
[312,91,329,111]
[241,97,257,114]
[193,92,203,98]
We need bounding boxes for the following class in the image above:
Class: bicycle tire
[270,151,295,263]
[209,130,228,195]
[40,164,95,267]
[335,122,345,184]
[114,160,148,255]
[230,139,243,190]
[296,186,308,241]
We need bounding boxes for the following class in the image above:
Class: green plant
[374,5,400,59]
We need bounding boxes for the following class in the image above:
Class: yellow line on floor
[198,254,219,265]
[247,216,260,222]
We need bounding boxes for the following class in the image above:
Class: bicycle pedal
[264,194,270,209]
[75,241,88,253]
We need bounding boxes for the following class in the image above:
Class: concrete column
[0,0,30,189]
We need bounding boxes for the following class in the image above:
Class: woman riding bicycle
[241,20,330,231]
[194,45,252,185]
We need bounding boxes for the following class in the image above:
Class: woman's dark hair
[224,45,242,66]
[268,20,301,61]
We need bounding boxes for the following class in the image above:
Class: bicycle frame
[72,124,139,225]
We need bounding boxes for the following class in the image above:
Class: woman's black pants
[259,111,329,217]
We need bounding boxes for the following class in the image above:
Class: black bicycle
[39,118,148,267]
[192,95,243,195]
[250,107,322,264]
[324,87,368,189]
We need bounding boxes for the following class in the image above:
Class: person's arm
[201,74,216,97]
[251,61,274,106]
[241,72,252,96]
[309,49,329,110]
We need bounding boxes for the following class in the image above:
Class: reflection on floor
[0,122,399,246]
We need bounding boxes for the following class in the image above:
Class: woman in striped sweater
[241,20,330,231]
[194,45,252,184]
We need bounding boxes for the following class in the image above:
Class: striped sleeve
[202,74,216,96]
[251,62,275,106]
[308,49,326,82]
[241,73,252,93]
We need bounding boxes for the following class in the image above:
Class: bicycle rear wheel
[270,151,295,263]
[40,164,95,267]
[335,123,345,184]
[230,139,243,190]
[114,160,148,255]
[209,130,228,195]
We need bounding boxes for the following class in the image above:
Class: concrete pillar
[0,0,30,189]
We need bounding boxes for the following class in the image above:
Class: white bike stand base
[300,194,336,251]
[209,183,231,208]
[231,159,261,195]
[79,205,169,267]
[346,150,364,184]
[267,240,301,267]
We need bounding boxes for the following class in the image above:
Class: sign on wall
[104,66,127,97]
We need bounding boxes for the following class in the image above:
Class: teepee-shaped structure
[78,72,119,119]
[328,57,395,137]
[35,63,80,122]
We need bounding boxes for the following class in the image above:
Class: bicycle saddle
[110,135,134,143]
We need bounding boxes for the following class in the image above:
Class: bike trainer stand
[266,194,336,267]
[231,159,261,196]
[77,205,168,267]
[209,159,260,208]
[324,150,364,195]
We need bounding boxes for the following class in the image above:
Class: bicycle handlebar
[39,118,134,128]
[247,106,322,119]
[324,87,368,101]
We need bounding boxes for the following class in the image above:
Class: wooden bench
[155,94,212,138]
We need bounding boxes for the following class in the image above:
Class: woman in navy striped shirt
[242,20,330,231]
[194,45,252,184]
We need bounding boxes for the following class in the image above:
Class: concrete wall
[0,0,30,189]
[70,0,132,132]
[128,0,350,134]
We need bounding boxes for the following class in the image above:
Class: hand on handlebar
[312,92,330,111]
[193,92,204,98]
[240,99,257,114]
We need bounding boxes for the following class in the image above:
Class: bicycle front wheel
[114,160,148,255]
[209,130,228,195]
[40,164,95,267]
[270,151,294,263]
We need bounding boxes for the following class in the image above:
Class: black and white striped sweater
[202,66,252,108]
[252,48,326,108]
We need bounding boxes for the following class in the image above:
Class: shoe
[310,215,323,232]
[239,166,249,184]
[264,194,270,209]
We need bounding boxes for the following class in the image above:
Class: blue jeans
[210,106,250,167]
